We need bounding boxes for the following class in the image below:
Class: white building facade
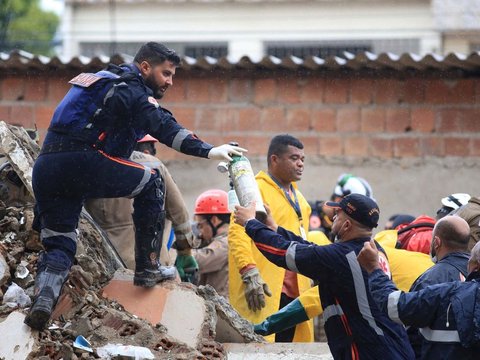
[59,0,477,59]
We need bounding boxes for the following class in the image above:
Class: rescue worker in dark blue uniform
[358,237,480,360]
[407,215,470,359]
[25,42,246,331]
[233,194,414,360]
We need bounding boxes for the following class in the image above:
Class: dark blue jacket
[369,269,480,360]
[245,219,414,360]
[44,63,213,158]
[408,252,469,358]
[410,252,469,291]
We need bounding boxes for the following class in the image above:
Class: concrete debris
[224,343,333,359]
[97,343,155,359]
[0,123,265,359]
[3,282,31,308]
[197,285,265,344]
[0,311,36,360]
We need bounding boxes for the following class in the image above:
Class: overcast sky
[40,0,64,15]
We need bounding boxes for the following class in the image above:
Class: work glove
[241,267,272,312]
[175,253,199,284]
[208,144,247,162]
[253,297,308,336]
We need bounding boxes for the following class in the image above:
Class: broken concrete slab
[0,122,36,195]
[224,342,333,360]
[102,269,208,350]
[0,251,10,286]
[0,311,36,360]
[197,285,265,344]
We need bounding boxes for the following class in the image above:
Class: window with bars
[80,42,228,59]
[266,39,419,59]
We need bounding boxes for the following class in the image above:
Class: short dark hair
[134,141,156,156]
[267,134,303,166]
[134,42,181,67]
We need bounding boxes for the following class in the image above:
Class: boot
[24,263,69,330]
[133,215,177,287]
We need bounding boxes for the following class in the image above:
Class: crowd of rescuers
[3,40,480,358]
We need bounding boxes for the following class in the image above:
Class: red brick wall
[1,70,479,161]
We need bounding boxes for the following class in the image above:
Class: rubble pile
[0,122,263,359]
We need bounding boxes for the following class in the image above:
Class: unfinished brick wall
[1,70,479,161]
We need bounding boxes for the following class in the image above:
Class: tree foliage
[0,0,59,55]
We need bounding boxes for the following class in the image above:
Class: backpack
[396,215,436,254]
[49,64,137,145]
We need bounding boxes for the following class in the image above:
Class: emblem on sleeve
[148,96,160,108]
[378,252,391,279]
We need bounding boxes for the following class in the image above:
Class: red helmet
[194,190,230,215]
[138,134,158,143]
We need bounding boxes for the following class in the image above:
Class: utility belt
[40,140,96,155]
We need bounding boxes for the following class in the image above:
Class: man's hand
[208,144,248,162]
[357,239,381,274]
[233,202,257,227]
[241,267,272,312]
[263,203,278,231]
[175,254,199,284]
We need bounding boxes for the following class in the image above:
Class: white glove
[208,144,248,162]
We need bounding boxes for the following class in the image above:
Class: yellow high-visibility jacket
[228,170,313,342]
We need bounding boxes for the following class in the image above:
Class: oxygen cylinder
[218,143,267,222]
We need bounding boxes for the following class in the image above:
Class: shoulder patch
[69,73,103,87]
[148,96,159,108]
[378,252,392,279]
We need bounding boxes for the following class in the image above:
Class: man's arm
[193,237,228,274]
[358,240,452,329]
[243,218,336,280]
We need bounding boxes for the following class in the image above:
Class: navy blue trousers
[32,150,163,270]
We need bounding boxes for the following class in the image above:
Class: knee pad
[133,169,166,234]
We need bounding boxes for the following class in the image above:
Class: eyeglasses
[193,220,208,231]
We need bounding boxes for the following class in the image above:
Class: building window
[80,42,228,59]
[184,45,228,59]
[266,39,419,59]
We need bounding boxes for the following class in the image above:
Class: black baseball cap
[325,193,380,228]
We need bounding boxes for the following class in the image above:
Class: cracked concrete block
[224,343,333,360]
[102,270,208,350]
[0,252,10,287]
[197,285,265,344]
[0,311,36,360]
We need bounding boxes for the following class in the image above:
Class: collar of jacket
[470,196,480,206]
[466,270,480,282]
[440,252,471,262]
[256,170,299,192]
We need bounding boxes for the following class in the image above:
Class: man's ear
[139,61,151,76]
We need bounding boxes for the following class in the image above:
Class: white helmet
[333,173,373,199]
[441,193,471,210]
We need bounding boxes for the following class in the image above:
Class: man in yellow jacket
[254,229,434,337]
[229,134,317,342]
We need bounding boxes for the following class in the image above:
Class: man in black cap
[233,194,414,360]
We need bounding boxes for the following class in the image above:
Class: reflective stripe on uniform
[387,290,403,325]
[323,303,344,323]
[346,251,385,336]
[129,165,152,198]
[419,327,460,343]
[285,242,299,273]
[172,129,191,151]
[41,228,78,243]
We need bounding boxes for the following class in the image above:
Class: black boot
[133,236,177,287]
[24,262,69,330]
[133,213,177,287]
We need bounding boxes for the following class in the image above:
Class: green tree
[0,0,59,55]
